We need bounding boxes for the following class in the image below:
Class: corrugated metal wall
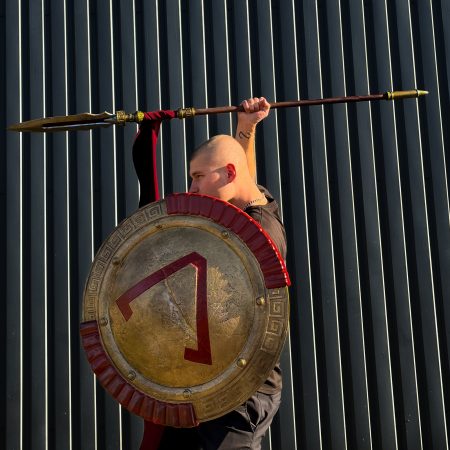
[2,0,449,449]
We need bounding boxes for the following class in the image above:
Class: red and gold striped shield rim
[81,193,290,427]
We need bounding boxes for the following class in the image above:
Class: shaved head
[190,135,248,170]
[188,134,261,206]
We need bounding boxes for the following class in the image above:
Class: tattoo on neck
[238,130,252,140]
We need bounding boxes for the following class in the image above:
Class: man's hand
[237,97,271,134]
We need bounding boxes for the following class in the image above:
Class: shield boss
[81,193,290,427]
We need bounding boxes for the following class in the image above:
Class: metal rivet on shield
[221,231,229,239]
[156,224,163,229]
[127,371,136,381]
[99,317,108,326]
[237,358,247,368]
[256,297,265,306]
[183,389,192,399]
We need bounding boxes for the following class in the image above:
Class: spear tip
[7,122,38,132]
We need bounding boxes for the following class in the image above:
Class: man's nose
[189,182,198,193]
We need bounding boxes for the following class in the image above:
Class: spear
[8,89,428,133]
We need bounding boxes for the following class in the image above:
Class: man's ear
[226,163,236,182]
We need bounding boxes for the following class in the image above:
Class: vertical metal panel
[275,2,321,449]
[5,1,23,450]
[73,0,97,446]
[138,0,164,198]
[394,0,448,448]
[0,0,7,444]
[117,0,140,219]
[205,0,232,135]
[2,0,450,449]
[415,2,450,447]
[28,2,47,449]
[368,0,423,448]
[323,0,372,446]
[299,0,348,447]
[165,0,187,194]
[429,0,450,446]
[48,1,73,448]
[413,1,448,446]
[95,0,118,237]
[344,0,399,447]
[231,0,253,103]
[187,0,209,147]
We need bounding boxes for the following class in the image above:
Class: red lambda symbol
[115,252,212,365]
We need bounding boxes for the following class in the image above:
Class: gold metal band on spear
[7,89,428,133]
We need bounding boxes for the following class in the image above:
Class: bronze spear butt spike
[385,89,429,100]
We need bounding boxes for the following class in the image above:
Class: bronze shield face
[81,193,290,427]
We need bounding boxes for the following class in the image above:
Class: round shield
[81,193,290,427]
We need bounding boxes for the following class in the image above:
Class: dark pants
[158,391,281,450]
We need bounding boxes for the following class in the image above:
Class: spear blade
[7,110,144,132]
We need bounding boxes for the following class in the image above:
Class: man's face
[189,154,229,200]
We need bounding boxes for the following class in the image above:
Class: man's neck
[231,184,267,210]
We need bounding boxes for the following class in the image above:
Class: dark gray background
[1,0,449,449]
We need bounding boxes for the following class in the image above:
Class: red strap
[132,110,176,207]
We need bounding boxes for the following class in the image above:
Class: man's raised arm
[235,97,271,180]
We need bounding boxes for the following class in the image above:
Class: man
[189,97,286,260]
[159,97,287,450]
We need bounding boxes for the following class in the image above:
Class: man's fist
[238,97,271,127]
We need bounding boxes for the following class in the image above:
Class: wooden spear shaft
[177,89,428,118]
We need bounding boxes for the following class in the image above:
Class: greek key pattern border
[83,203,163,321]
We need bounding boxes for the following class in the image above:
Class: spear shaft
[8,89,428,132]
[181,89,426,118]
